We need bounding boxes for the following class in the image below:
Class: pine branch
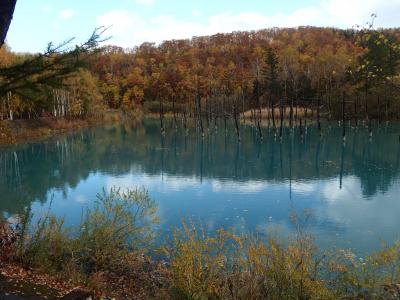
[0,27,109,100]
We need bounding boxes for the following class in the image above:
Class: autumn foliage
[1,26,399,123]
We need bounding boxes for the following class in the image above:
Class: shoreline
[1,112,398,147]
[0,110,137,146]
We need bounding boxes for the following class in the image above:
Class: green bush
[15,187,159,278]
[74,187,159,273]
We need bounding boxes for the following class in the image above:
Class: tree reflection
[1,120,400,216]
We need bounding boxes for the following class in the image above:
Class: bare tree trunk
[290,97,294,130]
[271,95,276,136]
[7,91,13,120]
[354,93,358,127]
[377,94,381,124]
[223,95,227,134]
[304,99,308,129]
[299,118,303,138]
[159,96,165,135]
[197,92,204,137]
[172,95,177,129]
[279,97,284,140]
[0,97,4,120]
[317,95,321,135]
[342,92,346,142]
[233,96,241,141]
[256,81,262,140]
[365,85,369,122]
[183,109,188,134]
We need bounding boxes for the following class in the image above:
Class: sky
[6,0,400,53]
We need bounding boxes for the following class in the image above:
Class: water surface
[1,120,400,255]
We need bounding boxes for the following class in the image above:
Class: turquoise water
[1,120,400,254]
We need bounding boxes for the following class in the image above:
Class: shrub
[165,221,332,299]
[74,187,159,273]
[14,187,159,279]
[0,220,19,263]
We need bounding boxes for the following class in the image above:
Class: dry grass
[243,107,310,120]
[0,110,133,145]
[3,193,400,299]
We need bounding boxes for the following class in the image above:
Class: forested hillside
[1,26,399,125]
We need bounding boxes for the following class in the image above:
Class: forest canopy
[1,26,399,123]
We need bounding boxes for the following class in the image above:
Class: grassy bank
[1,188,400,299]
[0,110,141,145]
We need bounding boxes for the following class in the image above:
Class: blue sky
[6,0,400,53]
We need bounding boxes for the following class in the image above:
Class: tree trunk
[159,96,164,135]
[317,95,321,135]
[279,97,284,140]
[7,91,13,120]
[271,96,276,136]
[197,92,204,137]
[172,95,177,129]
[354,93,358,127]
[290,97,294,130]
[233,97,240,141]
[342,92,346,142]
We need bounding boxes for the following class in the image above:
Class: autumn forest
[1,24,400,138]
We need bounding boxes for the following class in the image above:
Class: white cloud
[192,9,202,17]
[321,176,362,203]
[96,0,400,48]
[315,177,400,250]
[75,195,87,204]
[40,5,52,13]
[135,0,155,5]
[211,180,269,193]
[59,9,76,20]
[291,182,317,194]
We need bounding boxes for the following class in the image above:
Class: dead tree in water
[279,97,284,140]
[223,95,228,134]
[377,94,382,124]
[364,84,373,138]
[270,96,276,136]
[252,79,262,140]
[342,92,346,142]
[212,96,218,132]
[299,118,303,138]
[304,99,308,129]
[159,96,165,135]
[196,92,204,137]
[317,94,322,135]
[206,97,212,132]
[183,109,188,133]
[263,48,279,138]
[172,95,177,129]
[354,93,359,127]
[232,96,241,141]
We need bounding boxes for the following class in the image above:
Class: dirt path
[0,275,59,299]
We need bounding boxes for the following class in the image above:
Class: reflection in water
[1,120,400,254]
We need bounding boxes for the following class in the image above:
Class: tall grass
[13,187,159,280]
[165,221,400,299]
[165,220,331,299]
[3,188,400,299]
